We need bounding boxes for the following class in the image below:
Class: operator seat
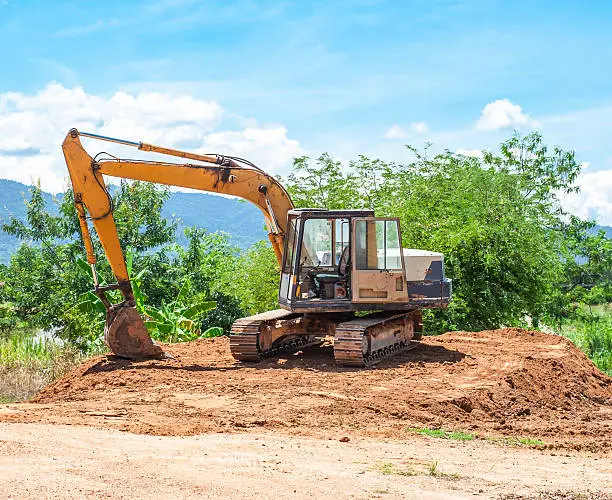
[314,245,350,298]
[338,244,350,276]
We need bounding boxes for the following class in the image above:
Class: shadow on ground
[84,342,466,375]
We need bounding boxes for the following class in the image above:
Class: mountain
[0,179,268,263]
[0,180,59,262]
[595,225,612,239]
[161,191,267,248]
[1,179,611,265]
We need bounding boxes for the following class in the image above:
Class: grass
[555,305,612,376]
[0,330,83,402]
[505,437,545,447]
[485,436,546,447]
[374,462,419,477]
[407,426,546,448]
[426,460,460,479]
[406,427,476,441]
[372,460,460,479]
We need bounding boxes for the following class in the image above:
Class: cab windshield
[299,218,349,268]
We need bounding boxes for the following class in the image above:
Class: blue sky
[0,0,611,222]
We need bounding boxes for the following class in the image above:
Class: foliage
[0,331,70,367]
[493,436,546,447]
[0,131,610,381]
[0,329,83,402]
[72,248,222,345]
[561,218,612,308]
[372,460,459,479]
[283,131,610,332]
[0,178,279,350]
[373,462,419,477]
[112,181,177,252]
[406,427,476,441]
[228,240,279,315]
[0,302,23,332]
[285,154,360,210]
[172,228,245,333]
[0,181,227,350]
[142,282,217,343]
[557,304,612,376]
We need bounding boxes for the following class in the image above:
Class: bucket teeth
[104,306,164,359]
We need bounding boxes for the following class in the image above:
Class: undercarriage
[230,309,422,367]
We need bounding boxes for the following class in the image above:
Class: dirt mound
[2,329,612,451]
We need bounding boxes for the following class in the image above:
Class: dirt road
[1,423,611,499]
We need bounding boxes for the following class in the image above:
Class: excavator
[62,128,451,367]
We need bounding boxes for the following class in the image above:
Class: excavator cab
[279,209,451,314]
[279,209,366,309]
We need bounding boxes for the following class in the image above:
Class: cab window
[283,216,300,273]
[300,218,333,267]
[354,219,402,270]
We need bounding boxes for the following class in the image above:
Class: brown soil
[2,328,612,452]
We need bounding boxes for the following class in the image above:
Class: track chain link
[230,316,320,362]
[333,314,419,367]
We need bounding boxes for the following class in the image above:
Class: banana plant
[70,248,220,343]
[143,281,217,343]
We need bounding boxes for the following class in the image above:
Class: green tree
[1,181,182,347]
[283,132,595,332]
[284,154,358,210]
[3,131,608,352]
[560,217,612,318]
[112,181,177,252]
[229,240,279,315]
[174,228,245,333]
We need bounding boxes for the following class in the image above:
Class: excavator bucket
[104,306,164,359]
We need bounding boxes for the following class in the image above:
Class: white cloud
[455,148,484,159]
[0,83,301,192]
[410,121,429,134]
[562,169,612,225]
[384,121,429,139]
[476,99,536,131]
[200,127,301,172]
[384,124,407,139]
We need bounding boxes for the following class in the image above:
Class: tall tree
[283,132,596,332]
[0,181,180,344]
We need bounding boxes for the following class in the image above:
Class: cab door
[279,215,300,305]
[351,218,408,303]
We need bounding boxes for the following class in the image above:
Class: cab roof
[287,208,375,218]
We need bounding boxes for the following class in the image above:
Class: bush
[0,330,83,402]
[559,307,612,376]
[0,302,21,332]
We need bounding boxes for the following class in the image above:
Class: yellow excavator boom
[62,128,294,358]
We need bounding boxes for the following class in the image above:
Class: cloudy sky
[0,0,611,223]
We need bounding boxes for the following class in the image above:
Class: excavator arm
[62,128,294,358]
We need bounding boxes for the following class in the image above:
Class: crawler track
[333,312,420,367]
[230,310,320,362]
[231,309,421,366]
